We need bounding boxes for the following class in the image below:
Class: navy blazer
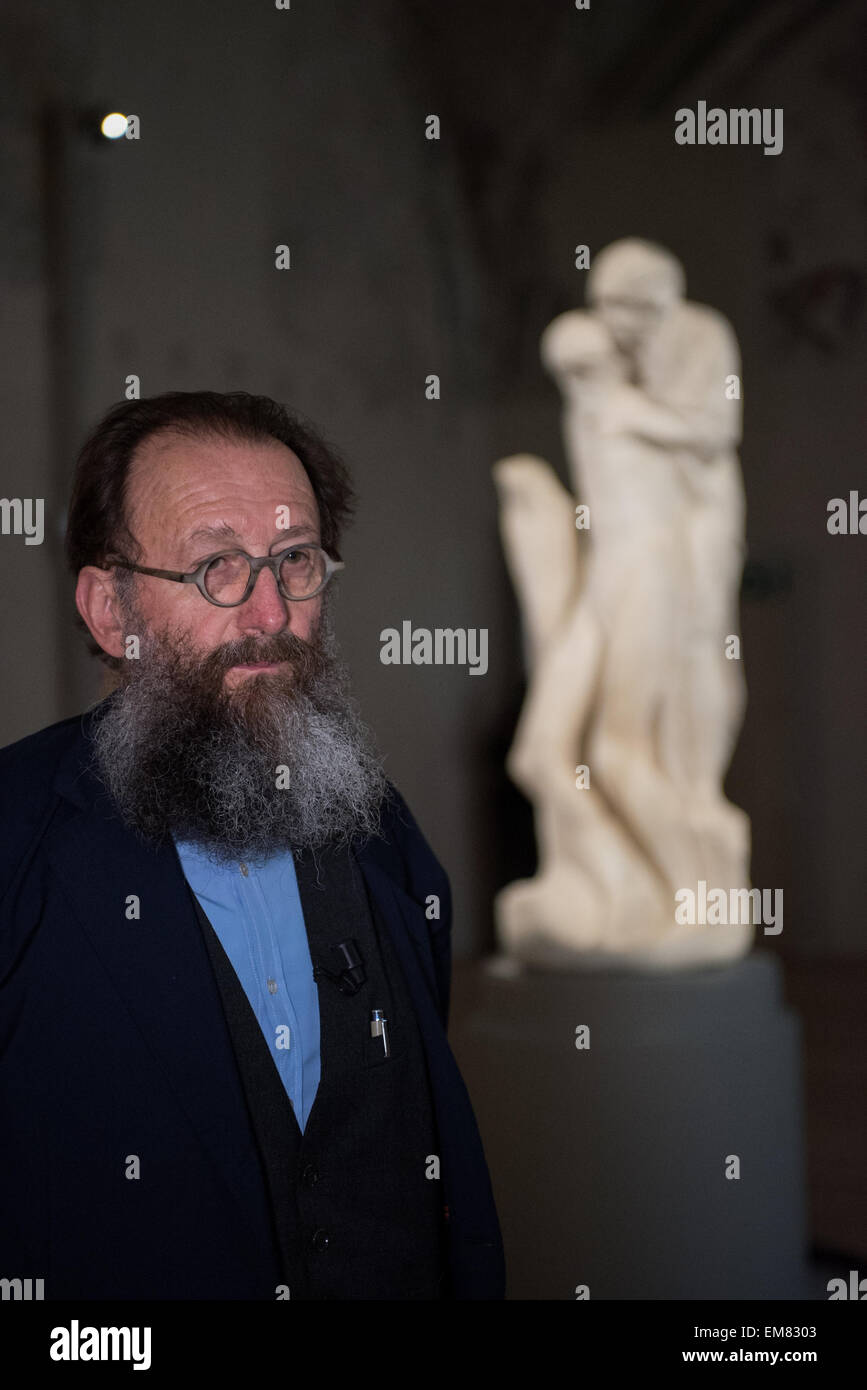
[0,701,505,1300]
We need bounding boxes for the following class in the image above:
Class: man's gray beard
[88,593,389,864]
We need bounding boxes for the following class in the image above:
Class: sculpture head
[586,238,685,354]
[540,311,627,411]
[540,310,620,385]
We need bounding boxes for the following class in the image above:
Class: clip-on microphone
[313,939,366,996]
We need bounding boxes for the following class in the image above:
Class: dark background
[1,0,864,1260]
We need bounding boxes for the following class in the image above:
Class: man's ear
[75,566,127,660]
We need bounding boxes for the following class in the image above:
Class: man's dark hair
[65,390,357,668]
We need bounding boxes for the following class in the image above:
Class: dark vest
[187,840,449,1300]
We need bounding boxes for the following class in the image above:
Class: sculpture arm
[493,455,582,670]
[595,383,739,458]
[597,311,742,457]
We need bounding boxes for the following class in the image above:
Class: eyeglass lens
[203,549,325,603]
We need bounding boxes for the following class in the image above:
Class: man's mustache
[199,627,325,679]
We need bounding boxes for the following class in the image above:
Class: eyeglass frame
[108,542,345,607]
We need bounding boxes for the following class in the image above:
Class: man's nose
[237,565,290,633]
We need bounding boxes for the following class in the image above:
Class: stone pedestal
[448,950,811,1299]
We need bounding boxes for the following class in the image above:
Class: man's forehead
[132,427,308,476]
[127,429,317,523]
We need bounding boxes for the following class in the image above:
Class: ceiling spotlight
[100,112,128,139]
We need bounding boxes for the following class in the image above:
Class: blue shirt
[173,838,320,1131]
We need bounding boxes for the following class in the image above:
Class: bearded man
[0,391,504,1301]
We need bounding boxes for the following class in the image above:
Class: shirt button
[267,978,278,995]
[239,863,249,876]
[301,1162,319,1187]
[311,1228,329,1252]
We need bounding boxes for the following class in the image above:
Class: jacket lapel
[49,721,272,1234]
[356,856,442,1011]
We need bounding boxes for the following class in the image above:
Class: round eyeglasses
[110,543,344,607]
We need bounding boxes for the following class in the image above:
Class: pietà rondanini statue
[494,238,752,971]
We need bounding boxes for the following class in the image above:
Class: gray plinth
[448,950,811,1299]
